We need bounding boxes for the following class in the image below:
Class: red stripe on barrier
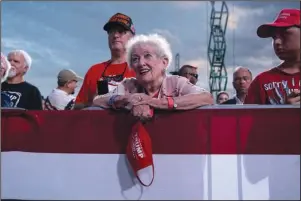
[1,108,300,155]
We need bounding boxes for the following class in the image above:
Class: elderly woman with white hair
[93,34,213,119]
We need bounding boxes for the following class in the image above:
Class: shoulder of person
[86,60,110,74]
[24,81,41,93]
[165,75,206,91]
[164,75,184,85]
[165,75,192,85]
[49,92,74,109]
[121,77,139,92]
[1,81,8,86]
[1,91,10,99]
[49,89,73,100]
[23,81,38,88]
[222,98,236,104]
[253,67,279,81]
[1,92,12,107]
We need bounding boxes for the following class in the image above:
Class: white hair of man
[125,33,173,69]
[1,52,12,83]
[8,49,32,70]
[233,66,253,79]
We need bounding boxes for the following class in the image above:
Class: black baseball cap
[103,13,135,34]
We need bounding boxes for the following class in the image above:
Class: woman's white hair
[1,52,12,83]
[125,33,173,69]
[8,49,32,70]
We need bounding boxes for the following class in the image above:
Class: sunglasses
[102,74,125,82]
[101,60,127,83]
[184,73,198,79]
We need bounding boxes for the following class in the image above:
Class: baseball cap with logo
[257,8,300,38]
[57,69,83,83]
[103,13,135,35]
[126,121,154,187]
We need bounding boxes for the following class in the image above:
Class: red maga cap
[126,121,154,187]
[257,8,300,38]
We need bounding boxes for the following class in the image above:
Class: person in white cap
[1,50,43,110]
[44,69,83,110]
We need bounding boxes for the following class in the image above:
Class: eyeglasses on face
[184,73,198,79]
[108,28,129,36]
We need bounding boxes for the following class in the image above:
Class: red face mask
[126,121,154,187]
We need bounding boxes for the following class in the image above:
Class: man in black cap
[74,13,136,109]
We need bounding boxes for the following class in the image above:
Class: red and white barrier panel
[1,107,300,200]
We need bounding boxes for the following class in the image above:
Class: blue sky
[1,1,300,97]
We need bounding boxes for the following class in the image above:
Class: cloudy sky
[1,1,299,97]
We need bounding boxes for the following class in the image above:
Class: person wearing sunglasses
[178,65,199,85]
[93,34,213,120]
[74,13,136,109]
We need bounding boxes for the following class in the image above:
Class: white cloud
[182,58,241,93]
[172,1,203,10]
[2,37,70,67]
[245,55,280,70]
[180,57,210,89]
[151,28,181,46]
[183,57,209,71]
[227,6,265,30]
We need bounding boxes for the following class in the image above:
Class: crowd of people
[1,8,300,120]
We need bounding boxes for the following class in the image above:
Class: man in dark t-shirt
[2,81,42,109]
[1,50,42,110]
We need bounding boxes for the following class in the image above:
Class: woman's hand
[102,93,152,110]
[133,98,164,109]
[125,93,152,110]
[131,104,153,121]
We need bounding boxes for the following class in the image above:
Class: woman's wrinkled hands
[131,104,153,121]
[125,93,152,110]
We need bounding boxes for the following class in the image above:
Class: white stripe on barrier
[1,152,299,200]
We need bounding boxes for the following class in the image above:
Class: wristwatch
[172,97,177,109]
[167,97,177,110]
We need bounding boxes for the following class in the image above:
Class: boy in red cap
[245,9,300,105]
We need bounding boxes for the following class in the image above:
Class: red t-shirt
[75,61,136,105]
[245,67,300,104]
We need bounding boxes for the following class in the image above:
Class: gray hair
[8,49,32,70]
[233,66,252,79]
[1,52,11,83]
[125,33,173,69]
